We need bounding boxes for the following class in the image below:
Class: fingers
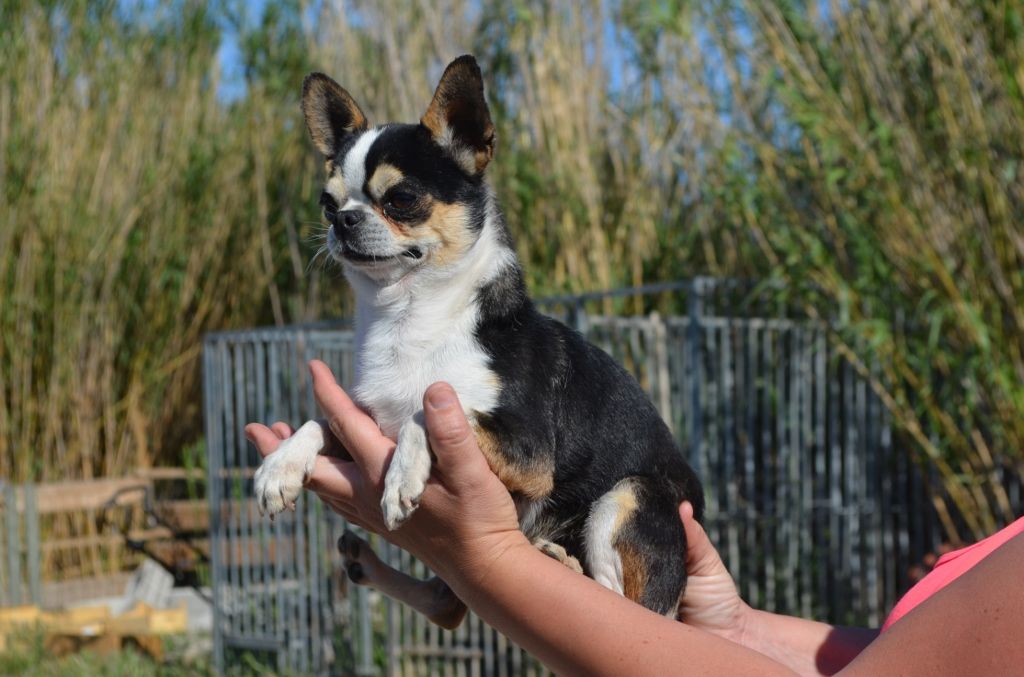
[310,360,390,481]
[271,422,294,439]
[306,455,361,497]
[245,423,283,458]
[422,383,490,480]
[306,456,380,533]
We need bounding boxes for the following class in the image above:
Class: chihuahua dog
[253,56,704,626]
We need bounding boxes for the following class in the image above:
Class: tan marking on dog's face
[325,172,347,201]
[473,426,554,500]
[378,211,413,239]
[367,163,405,201]
[420,201,474,267]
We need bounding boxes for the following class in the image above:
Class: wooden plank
[154,499,209,531]
[13,477,152,514]
[135,467,205,481]
[40,573,134,608]
[41,533,126,554]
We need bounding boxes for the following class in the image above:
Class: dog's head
[302,56,496,285]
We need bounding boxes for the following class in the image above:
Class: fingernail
[426,387,456,411]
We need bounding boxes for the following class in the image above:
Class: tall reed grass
[0,3,333,480]
[698,1,1024,536]
[1,0,1021,539]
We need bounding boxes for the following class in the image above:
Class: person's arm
[677,501,877,675]
[841,530,1024,675]
[446,539,797,677]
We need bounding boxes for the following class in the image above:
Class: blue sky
[214,0,267,101]
[213,0,636,102]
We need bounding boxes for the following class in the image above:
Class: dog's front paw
[381,467,427,530]
[253,421,323,517]
[381,419,432,530]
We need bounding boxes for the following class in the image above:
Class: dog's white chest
[352,304,499,438]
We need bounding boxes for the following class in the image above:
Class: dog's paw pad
[346,561,366,584]
[337,530,364,560]
[337,530,384,587]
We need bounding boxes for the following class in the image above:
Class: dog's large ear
[302,72,369,158]
[421,55,495,174]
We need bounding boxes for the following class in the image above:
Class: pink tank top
[881,515,1024,632]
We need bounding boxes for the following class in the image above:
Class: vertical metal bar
[360,568,375,676]
[721,319,739,576]
[778,326,796,614]
[399,548,411,676]
[880,386,897,615]
[651,313,672,428]
[308,501,323,673]
[25,483,40,605]
[268,339,287,671]
[803,326,816,618]
[299,332,324,673]
[255,339,274,645]
[382,540,397,677]
[220,341,239,649]
[843,350,858,622]
[233,343,254,639]
[744,324,758,606]
[818,328,833,622]
[0,482,7,607]
[4,482,20,606]
[762,325,776,612]
[230,344,251,639]
[483,605,494,677]
[293,345,310,674]
[204,340,226,674]
[469,607,481,677]
[857,357,877,625]
[570,298,589,335]
[797,325,812,618]
[687,279,703,479]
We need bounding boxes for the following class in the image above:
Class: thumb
[423,383,488,478]
[680,501,723,577]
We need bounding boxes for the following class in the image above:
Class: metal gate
[203,279,958,675]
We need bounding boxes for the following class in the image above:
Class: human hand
[677,502,751,643]
[244,360,527,587]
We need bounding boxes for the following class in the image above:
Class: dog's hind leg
[532,538,584,573]
[337,530,467,629]
[583,477,688,616]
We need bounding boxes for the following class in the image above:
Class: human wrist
[698,599,756,648]
[731,604,770,651]
[436,529,533,597]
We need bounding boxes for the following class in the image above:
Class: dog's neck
[346,196,518,368]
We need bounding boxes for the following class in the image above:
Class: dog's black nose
[337,210,365,228]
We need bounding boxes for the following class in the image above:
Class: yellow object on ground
[0,601,187,658]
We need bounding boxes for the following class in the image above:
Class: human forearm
[734,607,876,676]
[441,540,799,677]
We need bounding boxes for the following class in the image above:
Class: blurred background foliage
[1,0,1022,539]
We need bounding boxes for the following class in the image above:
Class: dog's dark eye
[385,191,417,212]
[319,191,339,214]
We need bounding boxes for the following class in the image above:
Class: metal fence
[203,278,961,675]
